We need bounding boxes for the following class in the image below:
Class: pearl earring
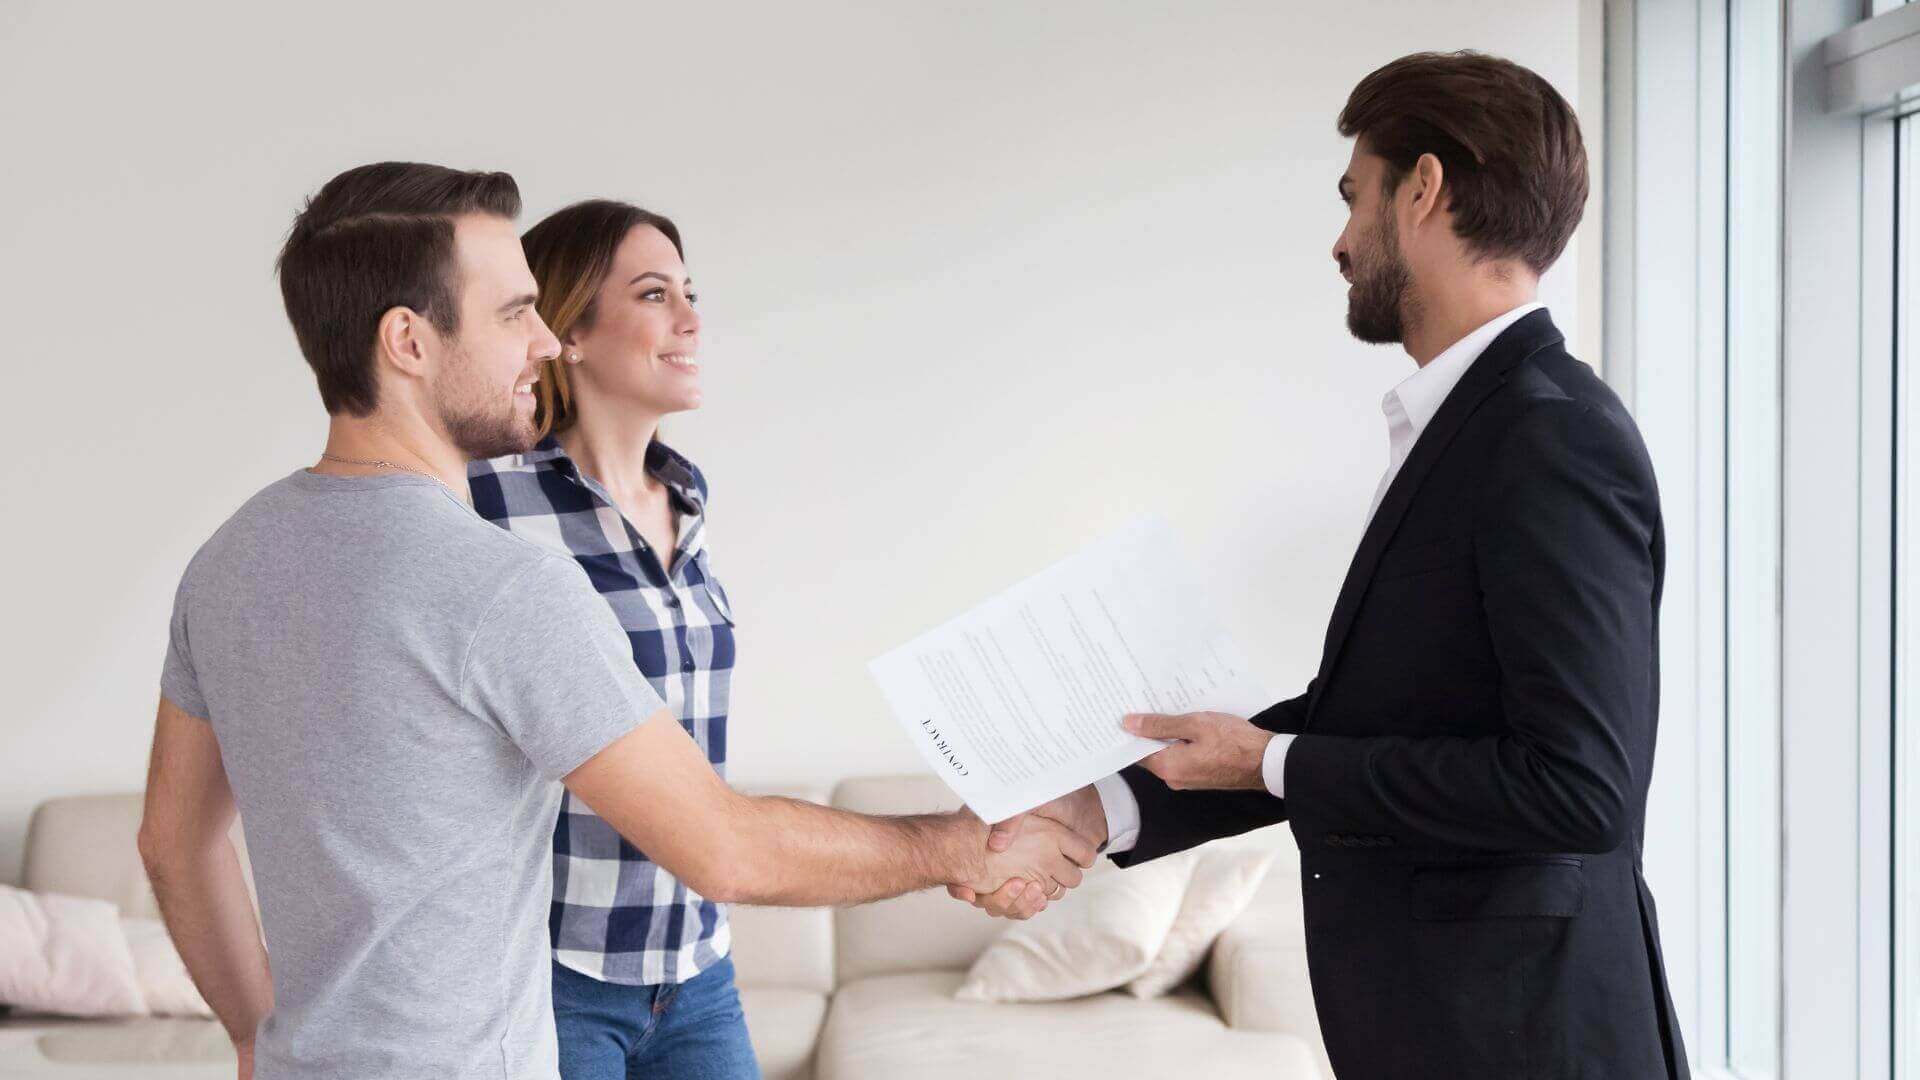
[569,352,580,362]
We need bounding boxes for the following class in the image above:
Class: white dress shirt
[1095,302,1547,853]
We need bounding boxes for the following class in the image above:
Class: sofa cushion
[22,795,255,918]
[730,784,835,995]
[829,777,1008,981]
[739,986,826,1080]
[0,983,828,1078]
[728,903,835,996]
[21,1016,231,1065]
[816,970,1321,1080]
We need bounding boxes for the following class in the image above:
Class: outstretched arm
[564,710,1096,910]
[466,556,1095,915]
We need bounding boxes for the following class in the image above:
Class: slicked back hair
[1339,51,1588,275]
[276,162,522,416]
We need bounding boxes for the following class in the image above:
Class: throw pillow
[955,851,1195,1002]
[1127,846,1276,997]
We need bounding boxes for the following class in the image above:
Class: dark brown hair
[1339,51,1588,275]
[518,200,684,439]
[276,162,522,416]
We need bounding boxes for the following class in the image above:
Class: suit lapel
[1304,310,1566,727]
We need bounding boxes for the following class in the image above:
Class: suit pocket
[1410,858,1587,920]
[1373,536,1471,582]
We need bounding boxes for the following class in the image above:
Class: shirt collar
[526,434,706,516]
[1384,301,1546,438]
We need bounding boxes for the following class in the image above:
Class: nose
[530,310,562,362]
[676,296,701,339]
[1331,231,1347,267]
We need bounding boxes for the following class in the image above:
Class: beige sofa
[0,776,1330,1078]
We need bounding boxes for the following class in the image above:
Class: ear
[376,306,435,378]
[1406,152,1447,229]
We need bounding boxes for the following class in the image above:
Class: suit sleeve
[1109,683,1311,866]
[1281,400,1658,854]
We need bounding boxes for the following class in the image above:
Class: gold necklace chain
[318,452,438,481]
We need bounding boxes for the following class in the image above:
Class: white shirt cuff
[1092,773,1141,854]
[1262,733,1297,799]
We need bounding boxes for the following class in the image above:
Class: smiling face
[563,224,703,419]
[1331,142,1418,345]
[429,213,563,458]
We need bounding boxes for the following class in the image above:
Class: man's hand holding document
[869,517,1273,826]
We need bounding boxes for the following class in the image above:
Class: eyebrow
[628,271,692,288]
[498,292,537,316]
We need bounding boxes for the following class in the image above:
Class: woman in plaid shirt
[469,200,755,1080]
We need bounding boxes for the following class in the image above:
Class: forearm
[716,797,979,907]
[142,837,272,1045]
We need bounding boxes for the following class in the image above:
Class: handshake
[938,710,1272,919]
[943,784,1110,921]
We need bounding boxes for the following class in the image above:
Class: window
[1723,0,1783,1074]
[1868,6,1919,1079]
[1613,1,1920,1076]
[1897,98,1919,1080]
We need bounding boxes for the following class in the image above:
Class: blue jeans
[552,955,761,1080]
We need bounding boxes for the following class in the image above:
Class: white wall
[0,0,1594,883]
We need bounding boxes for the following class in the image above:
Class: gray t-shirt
[160,469,662,1080]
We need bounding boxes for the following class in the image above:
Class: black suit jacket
[1114,311,1688,1080]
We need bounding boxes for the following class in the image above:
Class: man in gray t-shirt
[161,470,658,1077]
[138,163,1090,1080]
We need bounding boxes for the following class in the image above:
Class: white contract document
[868,517,1273,823]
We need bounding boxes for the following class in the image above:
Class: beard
[1345,210,1417,345]
[435,344,538,460]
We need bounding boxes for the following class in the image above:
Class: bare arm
[564,709,1095,908]
[137,696,272,1069]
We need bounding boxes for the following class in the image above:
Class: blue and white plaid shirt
[470,435,736,986]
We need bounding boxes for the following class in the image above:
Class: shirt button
[664,596,680,608]
[682,660,695,672]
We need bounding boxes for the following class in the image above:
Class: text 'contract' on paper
[868,517,1273,823]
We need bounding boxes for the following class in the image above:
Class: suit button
[1326,833,1343,848]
